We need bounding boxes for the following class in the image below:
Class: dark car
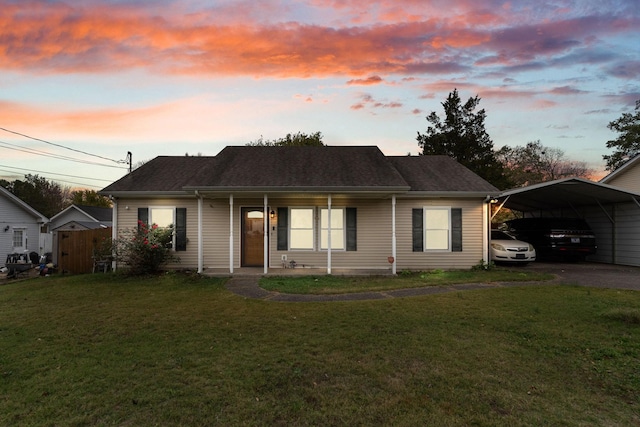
[505,217,597,260]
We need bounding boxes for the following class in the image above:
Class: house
[49,204,113,231]
[99,146,498,274]
[49,204,113,265]
[0,186,50,263]
[599,154,640,192]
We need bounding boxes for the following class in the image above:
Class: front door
[242,208,265,267]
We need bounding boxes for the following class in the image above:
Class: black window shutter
[346,208,357,251]
[412,208,423,252]
[277,207,288,250]
[175,208,187,251]
[138,208,149,229]
[451,208,462,252]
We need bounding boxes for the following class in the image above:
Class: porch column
[327,194,332,274]
[482,200,489,263]
[197,192,203,274]
[392,195,397,275]
[229,194,234,274]
[263,194,268,275]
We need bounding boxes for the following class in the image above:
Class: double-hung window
[277,207,357,251]
[289,208,315,250]
[413,207,462,252]
[320,208,345,250]
[138,207,187,251]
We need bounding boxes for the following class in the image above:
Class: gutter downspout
[483,198,490,264]
[110,197,118,272]
[196,191,203,274]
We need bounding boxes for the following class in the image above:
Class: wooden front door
[242,208,265,267]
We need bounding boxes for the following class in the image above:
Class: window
[289,208,314,250]
[138,207,187,251]
[425,208,450,250]
[277,207,357,251]
[321,208,345,250]
[413,207,462,252]
[12,229,24,249]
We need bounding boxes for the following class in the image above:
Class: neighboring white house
[0,186,50,263]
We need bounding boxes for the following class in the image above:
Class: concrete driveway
[524,261,640,291]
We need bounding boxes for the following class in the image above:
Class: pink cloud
[0,0,637,80]
[347,75,383,85]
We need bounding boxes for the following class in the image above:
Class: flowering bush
[115,220,179,275]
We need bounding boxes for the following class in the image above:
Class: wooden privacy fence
[57,228,112,274]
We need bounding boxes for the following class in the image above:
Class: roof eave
[397,191,496,198]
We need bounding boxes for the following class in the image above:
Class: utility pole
[127,151,132,173]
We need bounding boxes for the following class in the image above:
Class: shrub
[114,220,179,275]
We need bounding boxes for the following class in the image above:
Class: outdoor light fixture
[270,210,275,219]
[4,226,9,232]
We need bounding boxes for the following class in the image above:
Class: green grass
[260,267,554,294]
[1,273,639,426]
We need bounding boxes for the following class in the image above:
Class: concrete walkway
[224,276,554,302]
[224,262,640,302]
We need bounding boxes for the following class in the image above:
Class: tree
[496,141,595,187]
[70,189,112,208]
[247,131,325,146]
[603,99,640,171]
[1,174,70,218]
[417,89,509,189]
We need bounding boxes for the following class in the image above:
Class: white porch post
[229,194,234,274]
[483,200,489,264]
[327,194,332,275]
[392,194,397,275]
[197,192,203,274]
[263,194,268,275]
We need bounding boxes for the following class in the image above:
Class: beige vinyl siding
[605,164,640,193]
[115,195,487,272]
[115,198,199,269]
[395,199,485,270]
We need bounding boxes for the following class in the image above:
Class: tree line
[3,92,638,215]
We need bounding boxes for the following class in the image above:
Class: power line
[0,126,126,165]
[0,163,115,182]
[0,141,128,169]
[0,168,104,189]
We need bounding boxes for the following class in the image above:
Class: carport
[491,177,640,267]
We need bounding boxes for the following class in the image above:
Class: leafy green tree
[603,99,640,171]
[496,141,595,187]
[70,189,112,208]
[417,89,510,189]
[2,174,69,218]
[248,131,325,146]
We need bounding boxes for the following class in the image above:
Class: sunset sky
[1,0,639,190]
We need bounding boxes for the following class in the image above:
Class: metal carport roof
[493,177,640,214]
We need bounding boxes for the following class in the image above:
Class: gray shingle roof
[100,146,497,195]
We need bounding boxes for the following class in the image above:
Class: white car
[491,230,536,264]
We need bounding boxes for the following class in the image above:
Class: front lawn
[1,273,638,426]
